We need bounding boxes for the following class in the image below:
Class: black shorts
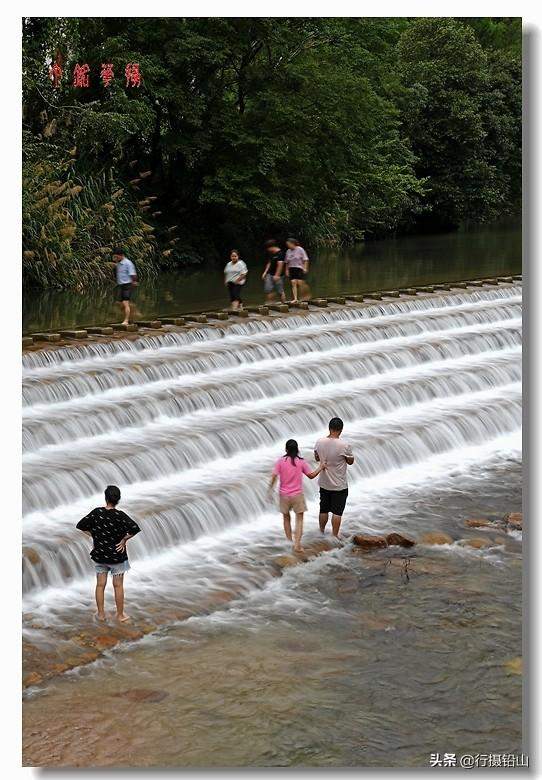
[116,283,132,302]
[227,281,243,302]
[288,267,305,280]
[319,487,348,516]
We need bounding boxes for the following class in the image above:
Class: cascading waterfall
[22,285,522,624]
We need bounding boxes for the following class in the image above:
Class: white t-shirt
[314,436,353,491]
[224,260,248,285]
[116,257,137,284]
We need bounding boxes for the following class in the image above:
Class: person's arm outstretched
[306,462,325,479]
[304,460,325,479]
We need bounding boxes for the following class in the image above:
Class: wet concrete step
[222,308,249,317]
[86,326,114,336]
[204,311,229,320]
[112,323,138,332]
[59,330,88,339]
[136,320,162,329]
[31,333,61,342]
[289,301,310,309]
[246,305,270,315]
[159,317,186,326]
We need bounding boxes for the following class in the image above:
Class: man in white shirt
[113,248,137,325]
[314,417,354,537]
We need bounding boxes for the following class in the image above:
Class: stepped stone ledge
[22,277,521,352]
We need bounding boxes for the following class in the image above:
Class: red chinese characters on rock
[53,62,142,88]
[73,63,90,88]
[125,63,141,88]
[100,63,114,87]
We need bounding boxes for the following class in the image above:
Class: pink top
[285,246,308,270]
[273,456,312,496]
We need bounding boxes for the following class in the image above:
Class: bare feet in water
[95,612,106,622]
[116,613,131,623]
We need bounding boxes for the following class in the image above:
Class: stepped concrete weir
[22,278,522,687]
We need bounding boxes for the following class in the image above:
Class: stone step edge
[22,276,521,347]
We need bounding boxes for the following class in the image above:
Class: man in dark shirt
[261,239,286,303]
[77,485,141,622]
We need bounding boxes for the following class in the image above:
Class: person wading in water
[314,417,354,538]
[112,248,137,325]
[224,249,248,310]
[284,237,310,302]
[76,485,141,623]
[261,239,286,303]
[268,440,325,553]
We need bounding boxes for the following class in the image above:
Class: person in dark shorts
[261,239,286,303]
[284,238,310,302]
[314,417,354,537]
[113,248,137,325]
[76,485,141,622]
[223,249,248,310]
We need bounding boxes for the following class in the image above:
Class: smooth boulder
[505,512,522,530]
[385,532,416,548]
[465,518,493,528]
[352,534,388,550]
[419,531,453,546]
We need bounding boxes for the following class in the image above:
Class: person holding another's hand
[268,440,325,554]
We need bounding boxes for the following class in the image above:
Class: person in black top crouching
[77,485,141,623]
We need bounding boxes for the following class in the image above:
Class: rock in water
[273,555,299,570]
[352,534,388,550]
[458,537,492,549]
[505,512,523,530]
[504,657,522,675]
[386,532,416,548]
[419,531,453,545]
[465,518,493,528]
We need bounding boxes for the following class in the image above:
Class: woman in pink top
[284,237,310,302]
[268,439,325,553]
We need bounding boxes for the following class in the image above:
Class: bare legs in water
[95,572,130,622]
[283,512,304,553]
[319,512,343,538]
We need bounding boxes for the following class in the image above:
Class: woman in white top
[224,249,248,310]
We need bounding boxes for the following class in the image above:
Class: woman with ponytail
[268,439,325,553]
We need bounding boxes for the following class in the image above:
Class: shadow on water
[23,222,521,332]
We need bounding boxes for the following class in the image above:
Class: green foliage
[23,135,157,289]
[397,17,521,229]
[22,16,521,289]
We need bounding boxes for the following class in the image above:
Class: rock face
[419,531,453,546]
[352,534,388,550]
[505,512,522,530]
[386,532,416,548]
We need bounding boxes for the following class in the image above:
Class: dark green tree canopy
[22,16,521,289]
